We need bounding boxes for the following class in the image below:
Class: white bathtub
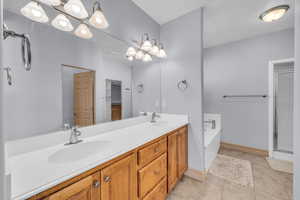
[204,113,222,170]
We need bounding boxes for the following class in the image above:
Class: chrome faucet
[204,120,216,129]
[65,125,83,145]
[151,112,160,123]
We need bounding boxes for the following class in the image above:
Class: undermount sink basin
[48,141,110,164]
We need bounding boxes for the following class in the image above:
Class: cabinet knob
[104,176,111,182]
[93,180,100,188]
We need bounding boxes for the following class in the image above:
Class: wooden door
[101,154,137,200]
[74,71,95,127]
[45,172,100,200]
[167,132,178,192]
[111,105,122,121]
[177,127,188,178]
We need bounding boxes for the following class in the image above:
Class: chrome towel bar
[223,95,268,98]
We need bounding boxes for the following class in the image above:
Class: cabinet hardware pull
[93,180,100,188]
[104,176,111,182]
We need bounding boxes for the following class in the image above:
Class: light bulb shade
[150,45,159,55]
[158,49,167,58]
[141,40,152,51]
[38,0,61,6]
[143,54,152,62]
[126,47,136,57]
[127,56,134,61]
[20,1,49,23]
[259,5,289,22]
[74,24,93,39]
[135,51,144,60]
[64,0,89,19]
[89,10,109,29]
[52,14,73,31]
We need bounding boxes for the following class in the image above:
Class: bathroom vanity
[6,114,188,200]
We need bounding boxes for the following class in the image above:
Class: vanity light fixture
[52,14,74,31]
[157,43,167,58]
[141,33,153,51]
[259,5,290,22]
[38,0,61,6]
[125,34,166,62]
[143,54,152,62]
[21,1,49,23]
[150,40,159,56]
[74,24,93,39]
[135,50,144,60]
[64,0,89,19]
[127,56,134,61]
[89,1,109,29]
[126,47,137,57]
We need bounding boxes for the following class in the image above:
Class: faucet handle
[64,123,71,130]
[72,126,82,136]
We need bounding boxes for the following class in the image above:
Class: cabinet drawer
[138,138,167,167]
[139,153,167,198]
[143,177,167,200]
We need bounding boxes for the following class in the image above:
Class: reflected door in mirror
[74,71,95,127]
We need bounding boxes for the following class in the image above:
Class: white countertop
[6,114,188,200]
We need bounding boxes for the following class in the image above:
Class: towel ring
[177,80,188,91]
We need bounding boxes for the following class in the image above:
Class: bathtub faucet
[204,120,216,129]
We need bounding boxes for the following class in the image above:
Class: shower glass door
[274,67,294,153]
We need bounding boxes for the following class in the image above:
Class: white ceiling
[131,0,295,48]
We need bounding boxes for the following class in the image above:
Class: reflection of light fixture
[52,14,73,31]
[135,51,144,60]
[64,0,89,19]
[141,33,152,51]
[126,47,136,57]
[259,5,289,22]
[150,40,159,55]
[21,1,49,23]
[143,54,152,62]
[157,43,167,58]
[127,56,134,61]
[38,0,61,6]
[89,1,109,29]
[75,24,93,39]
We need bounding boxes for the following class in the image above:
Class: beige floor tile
[167,148,293,200]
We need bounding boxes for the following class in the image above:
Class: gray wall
[0,0,6,198]
[204,29,294,150]
[160,9,204,171]
[294,1,300,199]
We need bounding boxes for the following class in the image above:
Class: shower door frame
[268,58,294,161]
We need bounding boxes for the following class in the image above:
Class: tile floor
[167,148,293,200]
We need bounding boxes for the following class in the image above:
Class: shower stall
[269,58,294,161]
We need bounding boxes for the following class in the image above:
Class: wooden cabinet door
[177,127,188,178]
[101,154,137,200]
[167,132,178,192]
[45,172,100,200]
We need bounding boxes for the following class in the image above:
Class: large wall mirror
[2,0,162,141]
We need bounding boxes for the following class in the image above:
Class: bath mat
[209,154,254,187]
[266,158,293,174]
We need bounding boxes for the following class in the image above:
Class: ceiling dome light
[74,24,93,39]
[38,0,61,6]
[64,0,88,19]
[126,47,136,57]
[89,1,109,29]
[135,51,144,60]
[143,54,152,62]
[52,14,73,31]
[21,1,49,23]
[259,5,289,22]
[141,33,152,51]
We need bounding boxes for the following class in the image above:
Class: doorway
[105,79,122,121]
[268,58,294,161]
[62,64,95,127]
